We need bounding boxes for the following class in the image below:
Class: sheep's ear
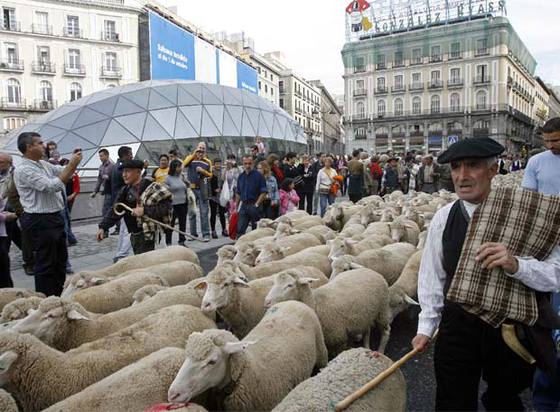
[344,238,358,246]
[349,262,365,269]
[76,279,85,287]
[194,281,208,291]
[91,277,106,285]
[291,228,301,234]
[404,295,419,306]
[0,351,18,373]
[223,340,256,354]
[234,269,249,283]
[233,276,249,288]
[280,246,291,253]
[297,277,318,285]
[67,309,90,321]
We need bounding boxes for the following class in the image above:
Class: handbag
[220,179,231,208]
[229,211,239,240]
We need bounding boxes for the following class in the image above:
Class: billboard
[148,11,257,94]
[345,0,507,42]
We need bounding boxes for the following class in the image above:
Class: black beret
[437,138,504,164]
[121,159,144,169]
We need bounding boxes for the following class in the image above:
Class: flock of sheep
[0,183,490,412]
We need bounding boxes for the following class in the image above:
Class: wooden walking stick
[335,331,438,412]
[113,202,202,242]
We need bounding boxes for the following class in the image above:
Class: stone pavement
[9,219,234,290]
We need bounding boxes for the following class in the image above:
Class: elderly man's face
[543,131,560,155]
[242,157,253,172]
[122,168,141,185]
[451,158,497,204]
[0,154,11,172]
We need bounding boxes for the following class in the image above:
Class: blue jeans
[319,193,334,217]
[237,203,262,236]
[532,293,560,412]
[189,189,210,238]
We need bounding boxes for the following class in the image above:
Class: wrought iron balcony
[63,27,83,38]
[63,64,86,76]
[391,85,405,93]
[32,61,55,74]
[448,52,462,60]
[101,66,122,79]
[31,24,53,35]
[447,78,464,88]
[353,89,367,97]
[408,83,424,91]
[0,59,24,72]
[428,80,443,89]
[430,55,442,63]
[375,86,388,95]
[32,99,56,111]
[0,97,26,109]
[101,31,120,42]
[1,21,21,32]
[474,76,491,85]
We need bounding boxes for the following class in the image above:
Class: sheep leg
[377,324,391,353]
[363,327,371,349]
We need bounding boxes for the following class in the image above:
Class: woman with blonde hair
[257,160,279,219]
[315,156,341,217]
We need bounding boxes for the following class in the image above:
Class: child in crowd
[279,178,300,216]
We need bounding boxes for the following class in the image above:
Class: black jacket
[296,163,317,194]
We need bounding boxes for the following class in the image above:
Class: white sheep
[330,242,417,284]
[132,284,169,305]
[44,348,209,412]
[327,235,393,260]
[196,266,328,338]
[167,301,328,411]
[256,218,278,230]
[0,305,215,411]
[388,250,422,320]
[13,278,207,351]
[0,389,17,412]
[275,209,310,222]
[1,296,44,323]
[232,241,263,266]
[339,223,366,238]
[389,217,420,245]
[288,215,324,230]
[323,204,363,231]
[0,288,45,312]
[75,246,200,279]
[273,221,300,239]
[402,207,426,230]
[304,224,337,243]
[255,233,320,264]
[236,227,275,244]
[361,221,391,238]
[216,245,238,266]
[272,348,407,412]
[265,268,391,356]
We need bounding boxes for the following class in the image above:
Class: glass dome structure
[3,80,307,167]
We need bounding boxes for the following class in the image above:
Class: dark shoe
[222,229,229,237]
[178,241,186,247]
[203,237,210,243]
[211,231,218,239]
[66,269,74,275]
[110,229,119,236]
[68,240,78,247]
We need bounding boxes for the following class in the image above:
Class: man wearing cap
[412,138,560,411]
[97,159,170,254]
[417,155,440,194]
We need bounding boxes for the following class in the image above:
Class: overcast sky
[159,0,560,95]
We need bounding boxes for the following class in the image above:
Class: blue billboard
[237,60,258,94]
[149,12,196,81]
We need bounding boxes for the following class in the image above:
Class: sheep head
[0,349,18,387]
[1,297,44,323]
[274,222,299,240]
[327,238,360,260]
[359,204,377,226]
[216,245,237,266]
[196,267,249,313]
[388,287,419,321]
[257,218,278,230]
[417,231,428,250]
[330,255,363,279]
[61,272,108,298]
[264,272,317,308]
[132,284,169,305]
[232,242,260,266]
[168,329,254,404]
[255,244,290,265]
[389,219,405,242]
[11,296,91,345]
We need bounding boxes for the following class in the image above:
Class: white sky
[158,0,560,95]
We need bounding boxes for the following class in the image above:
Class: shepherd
[412,138,560,411]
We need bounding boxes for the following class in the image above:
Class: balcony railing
[1,21,21,32]
[0,59,24,72]
[63,64,86,76]
[430,55,442,63]
[0,97,26,109]
[354,134,367,140]
[428,80,443,89]
[354,113,367,120]
[393,61,405,68]
[101,66,122,79]
[63,27,83,38]
[31,24,53,35]
[409,83,424,91]
[32,99,56,111]
[475,48,490,57]
[474,104,488,111]
[375,63,386,70]
[353,89,367,97]
[410,58,423,65]
[474,76,491,84]
[448,52,462,60]
[354,66,366,73]
[375,86,388,94]
[101,31,120,42]
[32,61,55,74]
[391,85,405,93]
[447,78,464,87]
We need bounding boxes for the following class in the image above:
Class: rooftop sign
[345,0,507,42]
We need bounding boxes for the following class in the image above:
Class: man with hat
[97,159,171,255]
[382,157,400,194]
[417,154,440,194]
[412,138,560,411]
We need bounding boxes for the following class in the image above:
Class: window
[68,49,81,68]
[450,42,461,59]
[69,82,82,101]
[476,38,488,56]
[6,78,21,104]
[376,77,386,91]
[270,74,273,81]
[2,7,16,30]
[394,98,403,116]
[356,79,364,91]
[34,11,49,34]
[356,101,365,118]
[39,80,52,102]
[430,70,441,87]
[258,81,261,90]
[105,51,117,71]
[3,117,26,131]
[354,56,365,72]
[356,127,366,140]
[377,100,386,117]
[104,20,118,41]
[394,51,403,66]
[450,93,461,112]
[376,54,386,70]
[279,80,284,92]
[279,98,284,108]
[431,45,441,62]
[430,95,440,113]
[412,73,421,87]
[37,46,50,63]
[264,84,268,93]
[394,75,403,90]
[476,65,488,82]
[271,88,274,96]
[412,96,422,115]
[66,15,80,37]
[476,90,487,110]
[450,68,460,83]
[5,43,17,64]
[412,48,422,64]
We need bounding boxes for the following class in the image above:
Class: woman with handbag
[315,156,341,217]
[257,161,280,219]
[164,160,188,246]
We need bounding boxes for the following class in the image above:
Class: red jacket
[369,162,382,180]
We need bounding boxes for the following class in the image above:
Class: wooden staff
[335,332,438,412]
[113,202,202,242]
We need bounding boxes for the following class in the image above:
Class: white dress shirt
[13,158,65,214]
[417,200,560,337]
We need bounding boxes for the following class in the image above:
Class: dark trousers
[166,203,187,245]
[20,212,67,296]
[0,237,13,288]
[262,200,279,220]
[434,302,534,411]
[130,232,155,255]
[209,200,226,232]
[348,193,362,203]
[298,192,313,215]
[237,203,261,236]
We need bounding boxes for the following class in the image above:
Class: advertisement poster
[236,60,258,94]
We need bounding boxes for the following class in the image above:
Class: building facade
[342,17,538,155]
[0,0,140,142]
[264,52,323,153]
[309,80,344,154]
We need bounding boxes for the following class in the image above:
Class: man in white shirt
[412,138,560,411]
